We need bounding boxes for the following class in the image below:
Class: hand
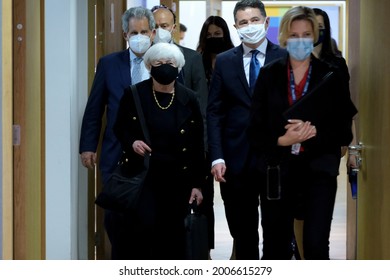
[80,151,96,169]
[211,163,226,183]
[347,153,359,170]
[280,119,316,146]
[132,140,152,156]
[189,188,203,205]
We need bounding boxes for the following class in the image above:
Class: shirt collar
[242,38,268,56]
[129,48,139,61]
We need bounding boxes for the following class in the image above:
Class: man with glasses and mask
[151,5,214,257]
[207,0,287,259]
[79,6,155,259]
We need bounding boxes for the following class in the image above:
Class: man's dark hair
[180,23,187,32]
[233,0,267,23]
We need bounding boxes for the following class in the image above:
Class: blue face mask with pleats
[286,38,313,61]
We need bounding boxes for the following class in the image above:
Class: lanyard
[289,64,312,103]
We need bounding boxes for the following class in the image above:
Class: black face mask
[150,64,179,85]
[314,28,325,47]
[205,37,230,54]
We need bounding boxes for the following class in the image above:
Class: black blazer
[248,55,358,175]
[207,40,288,174]
[176,44,209,147]
[113,78,206,187]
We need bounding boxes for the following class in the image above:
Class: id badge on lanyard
[289,64,312,155]
[291,143,301,155]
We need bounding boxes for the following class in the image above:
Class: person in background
[207,0,287,260]
[312,8,356,162]
[151,4,213,257]
[248,6,357,259]
[79,6,155,259]
[312,8,349,82]
[113,42,205,260]
[196,14,235,259]
[196,15,235,87]
[179,23,187,45]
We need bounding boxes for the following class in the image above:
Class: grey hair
[122,6,155,33]
[143,43,185,72]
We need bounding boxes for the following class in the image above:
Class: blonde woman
[248,6,357,259]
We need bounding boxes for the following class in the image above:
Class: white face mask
[237,23,267,45]
[153,27,173,44]
[129,34,152,54]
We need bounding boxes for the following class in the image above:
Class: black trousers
[260,154,338,260]
[220,169,261,260]
[104,160,191,260]
[199,153,215,250]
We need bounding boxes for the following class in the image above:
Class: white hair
[143,42,185,72]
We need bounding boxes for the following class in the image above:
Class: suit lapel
[264,41,282,65]
[175,83,192,129]
[233,45,252,97]
[175,44,186,85]
[119,49,131,86]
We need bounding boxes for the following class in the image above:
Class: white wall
[45,0,88,259]
[178,1,207,50]
[0,0,4,259]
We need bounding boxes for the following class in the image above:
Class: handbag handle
[130,84,151,146]
[130,84,151,168]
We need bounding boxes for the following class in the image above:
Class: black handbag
[184,200,209,260]
[95,154,150,212]
[95,85,150,212]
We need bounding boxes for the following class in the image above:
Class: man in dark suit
[79,6,156,259]
[79,6,155,183]
[151,5,214,255]
[207,0,287,259]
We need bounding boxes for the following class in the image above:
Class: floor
[210,157,348,260]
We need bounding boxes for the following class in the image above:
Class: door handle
[348,141,364,171]
[348,142,364,199]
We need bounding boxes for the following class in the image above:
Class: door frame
[87,0,126,259]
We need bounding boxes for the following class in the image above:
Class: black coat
[114,78,206,189]
[249,55,357,176]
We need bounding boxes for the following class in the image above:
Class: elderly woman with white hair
[113,42,205,260]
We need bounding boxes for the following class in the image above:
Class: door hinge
[94,231,100,246]
[13,125,21,146]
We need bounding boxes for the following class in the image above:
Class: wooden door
[353,0,390,259]
[346,0,359,260]
[13,0,45,260]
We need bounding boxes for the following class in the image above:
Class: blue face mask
[286,38,313,61]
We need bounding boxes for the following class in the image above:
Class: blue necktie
[132,57,143,85]
[249,49,261,92]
